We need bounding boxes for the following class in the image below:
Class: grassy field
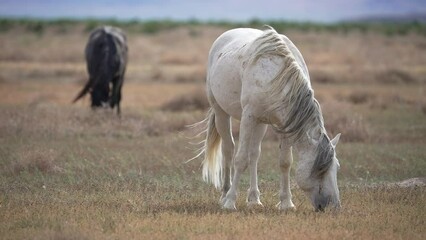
[0,21,425,239]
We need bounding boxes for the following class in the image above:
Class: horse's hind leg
[211,105,234,203]
[222,109,266,210]
[111,75,123,115]
[246,122,267,208]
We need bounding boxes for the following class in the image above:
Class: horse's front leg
[222,112,266,210]
[276,140,296,211]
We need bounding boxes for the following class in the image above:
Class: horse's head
[294,131,341,211]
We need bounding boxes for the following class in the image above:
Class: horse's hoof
[219,194,227,205]
[222,199,237,210]
[276,201,296,212]
[247,201,263,209]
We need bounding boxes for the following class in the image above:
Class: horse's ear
[330,133,341,147]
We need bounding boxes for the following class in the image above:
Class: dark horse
[73,26,128,115]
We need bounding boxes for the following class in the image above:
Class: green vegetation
[1,17,426,35]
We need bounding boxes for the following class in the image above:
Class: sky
[1,0,425,22]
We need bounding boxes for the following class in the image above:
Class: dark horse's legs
[111,75,123,115]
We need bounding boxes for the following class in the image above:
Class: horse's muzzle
[313,195,340,212]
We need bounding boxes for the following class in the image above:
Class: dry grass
[0,25,425,239]
[2,25,425,85]
[11,148,61,175]
[161,88,209,112]
[375,69,418,84]
[346,91,376,105]
[322,100,370,142]
[1,186,425,239]
[310,69,337,84]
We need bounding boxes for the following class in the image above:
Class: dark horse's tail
[72,79,92,103]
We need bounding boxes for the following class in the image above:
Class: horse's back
[207,28,263,119]
[85,26,127,76]
[208,28,261,64]
[87,26,126,49]
[207,28,310,120]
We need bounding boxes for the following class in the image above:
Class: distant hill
[346,12,426,23]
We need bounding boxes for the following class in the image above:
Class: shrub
[84,20,99,32]
[25,21,44,35]
[0,19,13,32]
[140,20,179,34]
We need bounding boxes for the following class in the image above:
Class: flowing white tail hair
[189,108,223,189]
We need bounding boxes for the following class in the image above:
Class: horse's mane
[246,26,333,178]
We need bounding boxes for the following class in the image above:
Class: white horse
[194,26,341,211]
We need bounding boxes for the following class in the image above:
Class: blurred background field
[0,19,425,239]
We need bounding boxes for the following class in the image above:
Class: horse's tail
[72,79,92,103]
[190,108,222,189]
[202,108,223,189]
